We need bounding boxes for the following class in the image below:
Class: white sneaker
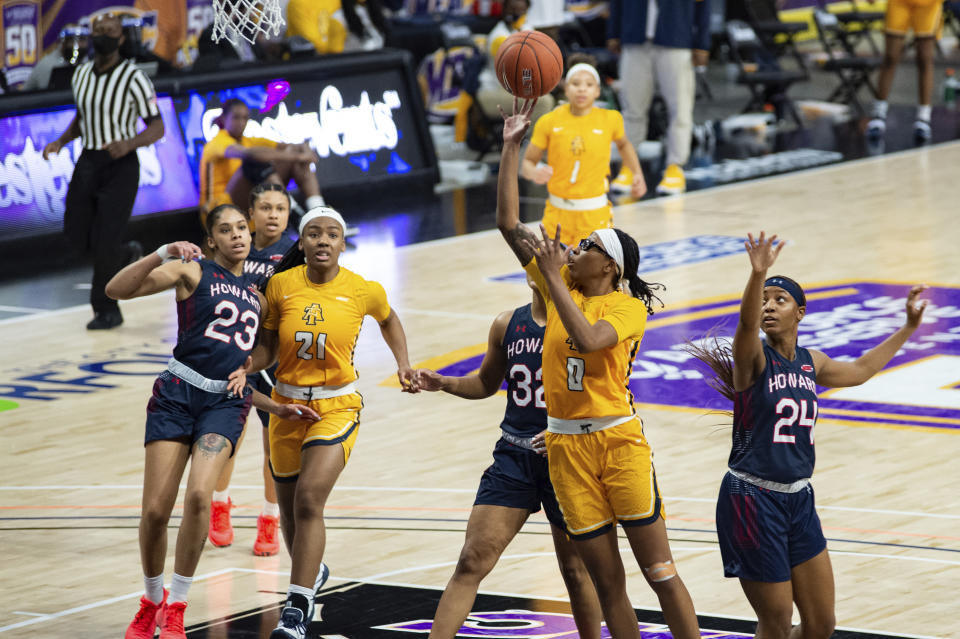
[914,119,932,144]
[271,594,313,639]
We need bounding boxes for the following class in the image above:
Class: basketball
[493,31,563,99]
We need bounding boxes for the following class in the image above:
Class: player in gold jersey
[497,99,701,639]
[239,206,418,639]
[521,57,645,248]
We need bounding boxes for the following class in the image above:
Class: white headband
[565,63,600,85]
[593,228,624,278]
[299,206,347,235]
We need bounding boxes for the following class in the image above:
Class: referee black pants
[64,149,140,315]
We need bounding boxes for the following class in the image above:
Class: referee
[43,12,164,330]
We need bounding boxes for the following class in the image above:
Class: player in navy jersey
[209,183,298,555]
[686,232,928,639]
[415,279,602,639]
[106,204,319,639]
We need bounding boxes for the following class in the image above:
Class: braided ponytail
[613,228,665,315]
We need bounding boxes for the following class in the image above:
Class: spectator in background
[41,13,163,330]
[526,0,566,38]
[608,0,710,195]
[199,98,325,219]
[286,0,389,54]
[476,0,555,125]
[119,14,178,75]
[23,24,89,92]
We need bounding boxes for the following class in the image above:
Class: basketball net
[211,0,284,46]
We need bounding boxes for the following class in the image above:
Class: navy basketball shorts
[474,436,566,529]
[716,471,827,582]
[145,371,253,454]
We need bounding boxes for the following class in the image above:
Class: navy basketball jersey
[243,233,296,289]
[173,260,262,380]
[730,343,819,483]
[500,304,547,438]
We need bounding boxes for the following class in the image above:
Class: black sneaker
[270,593,312,639]
[87,310,123,330]
[314,563,330,599]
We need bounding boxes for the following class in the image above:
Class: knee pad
[644,560,677,583]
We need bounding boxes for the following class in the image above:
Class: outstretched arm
[497,98,541,266]
[732,232,783,391]
[416,310,510,399]
[811,285,928,388]
[105,241,204,301]
[379,309,419,392]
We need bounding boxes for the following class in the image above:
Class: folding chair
[817,0,884,56]
[743,0,809,70]
[726,21,809,127]
[812,9,881,115]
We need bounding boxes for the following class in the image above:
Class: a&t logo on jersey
[303,303,324,325]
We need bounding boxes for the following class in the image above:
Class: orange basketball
[493,31,563,99]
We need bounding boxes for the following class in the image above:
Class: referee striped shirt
[71,58,160,151]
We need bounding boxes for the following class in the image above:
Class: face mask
[92,34,119,55]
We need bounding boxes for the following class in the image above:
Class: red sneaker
[124,590,167,639]
[253,513,280,556]
[209,498,234,547]
[158,601,187,639]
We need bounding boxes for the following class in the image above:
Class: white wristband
[156,244,171,261]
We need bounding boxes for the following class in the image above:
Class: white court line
[2,557,952,639]
[0,289,175,326]
[0,567,235,633]
[0,305,49,314]
[4,485,957,521]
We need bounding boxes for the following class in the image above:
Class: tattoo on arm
[504,223,537,264]
[195,433,230,459]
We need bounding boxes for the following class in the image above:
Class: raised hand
[744,231,783,273]
[166,241,204,262]
[523,223,570,276]
[904,284,929,328]
[499,96,538,146]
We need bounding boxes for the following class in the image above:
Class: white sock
[169,573,193,604]
[917,104,932,122]
[873,99,888,119]
[144,574,164,604]
[262,500,280,517]
[212,489,229,503]
[288,584,314,599]
[305,195,326,210]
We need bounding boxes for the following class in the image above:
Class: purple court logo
[376,610,751,639]
[436,282,960,432]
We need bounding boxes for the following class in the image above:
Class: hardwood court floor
[1,143,959,639]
